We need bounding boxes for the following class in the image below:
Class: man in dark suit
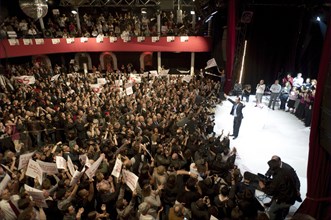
[224,94,245,139]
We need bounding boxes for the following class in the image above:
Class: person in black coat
[224,94,246,139]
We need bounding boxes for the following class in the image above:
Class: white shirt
[293,77,304,87]
[270,84,282,93]
[256,84,266,94]
[0,195,20,220]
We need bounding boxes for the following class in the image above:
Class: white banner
[111,157,123,178]
[26,159,43,185]
[122,169,138,191]
[56,156,67,170]
[37,160,58,175]
[13,76,36,85]
[85,154,105,179]
[67,155,75,177]
[24,184,48,208]
[18,151,35,170]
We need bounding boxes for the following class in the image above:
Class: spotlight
[141,8,147,14]
[316,16,321,22]
[190,11,195,15]
[71,8,78,15]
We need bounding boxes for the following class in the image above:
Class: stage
[213,95,310,214]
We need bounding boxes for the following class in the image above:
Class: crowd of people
[0,8,198,40]
[0,61,306,220]
[234,72,316,128]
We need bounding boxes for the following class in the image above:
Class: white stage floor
[213,95,310,213]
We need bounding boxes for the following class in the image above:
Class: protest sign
[26,159,43,185]
[111,157,123,178]
[0,174,11,192]
[122,169,138,191]
[85,154,105,179]
[55,156,67,170]
[37,160,58,175]
[18,151,35,170]
[24,184,48,208]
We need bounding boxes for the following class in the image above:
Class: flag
[205,58,218,69]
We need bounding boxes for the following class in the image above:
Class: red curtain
[296,13,331,219]
[225,0,236,93]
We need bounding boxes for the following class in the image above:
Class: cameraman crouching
[258,159,298,220]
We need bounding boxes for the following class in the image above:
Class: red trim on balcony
[0,37,212,58]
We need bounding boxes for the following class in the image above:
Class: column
[157,52,161,72]
[75,9,82,34]
[190,52,195,76]
[39,18,45,35]
[157,12,161,36]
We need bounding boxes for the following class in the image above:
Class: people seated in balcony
[27,24,38,38]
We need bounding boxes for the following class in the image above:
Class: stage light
[316,16,321,22]
[71,8,78,15]
[141,8,147,14]
[190,11,195,15]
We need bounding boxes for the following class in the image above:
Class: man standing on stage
[224,94,245,139]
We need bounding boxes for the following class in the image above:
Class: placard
[26,159,43,185]
[18,151,35,170]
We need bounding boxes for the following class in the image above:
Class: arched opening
[75,53,92,71]
[100,52,118,71]
[32,55,52,68]
[139,52,153,71]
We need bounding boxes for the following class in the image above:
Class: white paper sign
[89,84,103,94]
[80,37,88,43]
[180,36,189,42]
[167,36,175,42]
[111,158,123,178]
[56,156,67,170]
[149,70,158,77]
[66,38,75,44]
[126,87,133,96]
[18,151,35,170]
[182,75,192,83]
[24,184,48,208]
[51,38,61,44]
[14,76,36,85]
[122,169,138,191]
[110,37,117,43]
[97,78,107,85]
[115,80,123,87]
[35,38,44,45]
[152,36,159,42]
[129,74,142,83]
[85,154,105,179]
[23,39,33,45]
[26,159,43,185]
[0,174,11,192]
[70,170,83,186]
[8,39,19,46]
[37,160,58,175]
[210,215,218,220]
[67,156,75,176]
[51,74,61,82]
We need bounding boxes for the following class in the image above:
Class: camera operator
[258,158,298,220]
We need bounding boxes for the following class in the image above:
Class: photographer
[258,158,298,220]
